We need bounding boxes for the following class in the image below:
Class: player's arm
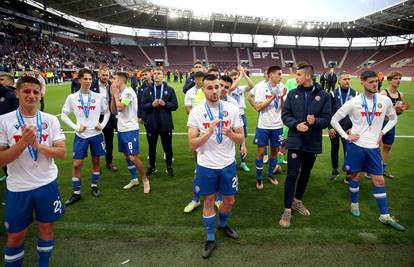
[61,98,82,131]
[223,126,244,145]
[113,92,127,112]
[0,125,35,167]
[255,93,275,112]
[331,101,353,140]
[247,93,258,111]
[36,140,66,160]
[99,109,110,130]
[188,126,213,151]
[162,88,179,111]
[282,92,301,129]
[185,106,192,114]
[244,71,255,90]
[230,73,244,91]
[382,99,398,135]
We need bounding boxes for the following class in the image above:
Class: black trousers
[284,150,317,208]
[40,97,45,111]
[2,166,7,176]
[146,130,173,168]
[101,114,116,165]
[326,83,335,92]
[330,134,348,171]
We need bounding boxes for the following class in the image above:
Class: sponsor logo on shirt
[361,111,382,117]
[202,120,231,129]
[77,105,97,111]
[13,133,49,143]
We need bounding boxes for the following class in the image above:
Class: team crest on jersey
[0,97,5,102]
[345,165,351,171]
[14,123,20,130]
[91,99,96,103]
[42,122,48,130]
[295,95,298,99]
[126,93,131,97]
[4,221,9,230]
[164,91,168,95]
[377,103,382,109]
[291,153,297,159]
[223,111,229,117]
[315,96,321,101]
[195,185,200,192]
[203,113,207,118]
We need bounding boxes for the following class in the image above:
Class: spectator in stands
[91,67,118,172]
[34,69,46,111]
[320,69,327,90]
[326,68,337,92]
[142,67,178,177]
[183,61,204,94]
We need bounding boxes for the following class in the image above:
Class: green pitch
[0,77,413,266]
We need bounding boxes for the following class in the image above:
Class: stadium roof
[43,0,414,38]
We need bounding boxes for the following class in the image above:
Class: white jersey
[255,82,284,129]
[0,111,65,192]
[230,86,248,115]
[62,90,108,139]
[184,85,201,108]
[331,93,397,149]
[117,87,139,132]
[249,80,266,97]
[187,100,244,169]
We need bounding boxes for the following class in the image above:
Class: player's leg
[367,148,405,231]
[66,135,88,205]
[329,134,340,180]
[130,154,150,194]
[239,114,250,172]
[292,152,316,216]
[267,146,279,185]
[146,131,159,176]
[89,134,106,197]
[279,149,301,228]
[5,230,27,267]
[381,126,395,178]
[344,143,364,216]
[160,130,174,177]
[340,137,351,183]
[254,128,268,189]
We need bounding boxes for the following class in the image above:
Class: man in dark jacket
[0,73,19,182]
[328,71,357,182]
[90,68,118,172]
[71,76,80,93]
[325,68,337,92]
[183,61,204,94]
[137,67,152,123]
[142,67,178,177]
[279,63,331,228]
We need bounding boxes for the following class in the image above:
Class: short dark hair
[194,71,205,79]
[202,74,218,83]
[267,65,282,76]
[207,66,219,73]
[114,71,129,81]
[297,63,314,76]
[142,67,152,73]
[360,70,377,81]
[16,76,41,90]
[193,61,203,67]
[78,68,93,79]
[219,75,233,85]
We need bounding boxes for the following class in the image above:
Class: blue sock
[219,212,231,228]
[348,179,359,204]
[91,172,100,187]
[192,176,200,202]
[216,193,222,202]
[37,239,54,267]
[72,177,81,194]
[4,244,24,267]
[267,158,277,177]
[126,159,137,180]
[373,185,389,216]
[255,159,263,182]
[202,214,216,241]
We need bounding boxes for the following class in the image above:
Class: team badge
[0,97,5,102]
[345,165,351,171]
[42,122,48,130]
[315,96,321,101]
[203,114,207,118]
[4,222,9,230]
[91,99,96,103]
[195,186,200,192]
[377,103,382,109]
[164,91,168,95]
[291,153,297,159]
[223,111,229,117]
[14,123,20,130]
[295,95,298,99]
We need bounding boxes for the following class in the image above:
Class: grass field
[1,77,414,266]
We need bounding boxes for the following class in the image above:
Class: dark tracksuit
[137,81,151,121]
[142,82,178,168]
[329,87,357,172]
[90,80,117,166]
[326,73,337,93]
[0,85,19,176]
[282,83,331,208]
[182,73,195,94]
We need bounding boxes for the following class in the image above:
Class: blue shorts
[4,180,64,233]
[73,134,106,160]
[253,128,284,147]
[118,130,139,155]
[194,162,238,196]
[382,121,395,145]
[241,114,248,138]
[344,143,383,176]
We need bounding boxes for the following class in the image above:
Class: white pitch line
[61,131,414,138]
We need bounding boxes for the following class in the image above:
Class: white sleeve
[255,87,265,103]
[61,96,79,131]
[382,98,398,134]
[61,95,73,114]
[184,91,192,107]
[232,106,243,130]
[50,116,66,143]
[331,101,354,140]
[187,109,199,128]
[0,120,8,147]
